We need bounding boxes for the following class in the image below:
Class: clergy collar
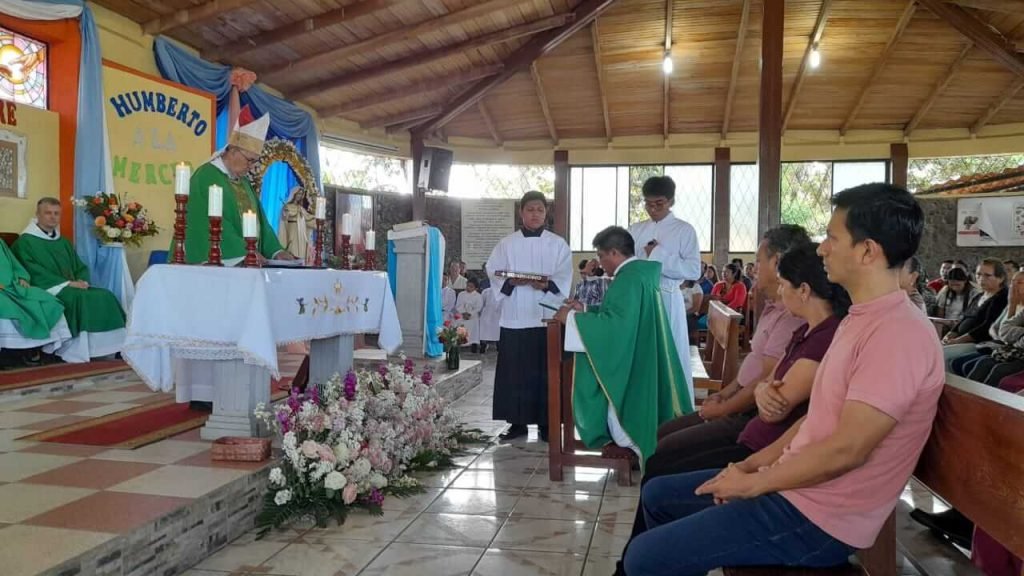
[211,156,245,183]
[520,226,545,238]
[22,219,61,241]
[612,256,639,275]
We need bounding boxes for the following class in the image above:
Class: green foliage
[628,165,664,225]
[908,154,1024,193]
[780,162,832,240]
[321,147,409,193]
[450,164,555,199]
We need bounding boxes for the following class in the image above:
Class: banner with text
[461,199,516,269]
[957,195,1024,247]
[102,60,216,278]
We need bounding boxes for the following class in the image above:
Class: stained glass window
[0,27,48,110]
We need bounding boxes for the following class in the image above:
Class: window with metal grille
[730,164,759,252]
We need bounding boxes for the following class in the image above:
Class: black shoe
[539,425,549,442]
[479,343,488,354]
[471,344,479,354]
[499,424,528,441]
[189,401,214,412]
[910,508,974,549]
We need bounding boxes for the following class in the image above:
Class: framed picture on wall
[334,188,374,254]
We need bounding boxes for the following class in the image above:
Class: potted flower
[73,192,159,247]
[438,317,468,370]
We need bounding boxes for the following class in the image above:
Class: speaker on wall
[417,147,453,192]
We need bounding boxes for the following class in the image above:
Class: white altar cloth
[124,265,402,393]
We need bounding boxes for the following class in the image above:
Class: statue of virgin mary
[277,186,316,263]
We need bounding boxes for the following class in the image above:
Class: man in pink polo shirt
[623,183,944,576]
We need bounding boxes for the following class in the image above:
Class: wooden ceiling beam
[971,77,1024,133]
[361,106,443,130]
[143,0,257,35]
[782,0,833,133]
[663,0,673,141]
[918,0,1024,79]
[947,0,1024,14]
[721,0,751,139]
[319,65,502,118]
[478,100,503,146]
[839,0,916,135]
[203,0,409,62]
[591,21,612,140]
[287,14,571,102]
[415,0,620,136]
[531,63,559,143]
[263,0,533,82]
[904,42,974,136]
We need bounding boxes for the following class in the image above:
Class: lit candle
[341,213,352,236]
[315,197,326,220]
[243,210,258,238]
[175,163,190,196]
[208,184,223,217]
[365,230,375,251]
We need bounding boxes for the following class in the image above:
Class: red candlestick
[341,234,352,270]
[314,219,324,268]
[172,194,188,264]
[243,237,259,268]
[205,216,223,266]
[363,249,377,271]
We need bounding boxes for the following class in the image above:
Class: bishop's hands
[68,280,89,289]
[18,279,28,288]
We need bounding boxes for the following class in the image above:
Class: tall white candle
[365,230,375,251]
[175,163,190,196]
[208,185,223,217]
[315,197,326,220]
[243,210,258,238]
[341,213,352,236]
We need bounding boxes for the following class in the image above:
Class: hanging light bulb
[662,52,674,75]
[809,45,821,69]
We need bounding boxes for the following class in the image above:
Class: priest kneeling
[555,226,694,468]
[12,198,126,362]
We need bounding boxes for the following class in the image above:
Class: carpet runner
[0,360,129,392]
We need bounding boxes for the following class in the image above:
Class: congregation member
[623,182,944,576]
[13,199,126,363]
[899,256,934,315]
[572,258,610,308]
[478,282,501,354]
[0,237,70,361]
[681,279,703,334]
[449,261,468,291]
[629,176,702,396]
[181,108,295,265]
[957,271,1024,386]
[942,258,1008,365]
[699,263,747,330]
[555,226,693,465]
[744,262,756,284]
[928,259,954,293]
[455,279,484,354]
[699,262,717,294]
[486,191,572,442]
[619,241,849,571]
[935,266,976,322]
[441,275,457,321]
[732,258,753,290]
[1004,259,1019,277]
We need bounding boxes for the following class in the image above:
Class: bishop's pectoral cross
[228,176,261,254]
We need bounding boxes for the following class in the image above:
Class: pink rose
[300,440,320,459]
[342,483,358,504]
[316,444,336,463]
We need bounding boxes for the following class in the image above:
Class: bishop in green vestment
[556,226,693,468]
[0,238,65,340]
[12,198,126,361]
[180,110,291,265]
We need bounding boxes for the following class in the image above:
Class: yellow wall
[0,103,60,234]
[92,4,161,76]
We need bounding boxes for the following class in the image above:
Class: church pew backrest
[698,301,742,392]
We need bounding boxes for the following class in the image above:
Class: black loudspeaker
[417,147,453,192]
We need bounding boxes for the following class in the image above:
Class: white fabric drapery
[0,0,81,20]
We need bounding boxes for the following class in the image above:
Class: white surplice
[479,287,502,342]
[486,230,573,330]
[442,286,457,321]
[629,213,702,398]
[455,290,484,345]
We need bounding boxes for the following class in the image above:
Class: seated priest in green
[0,236,71,358]
[181,107,295,265]
[555,226,694,468]
[12,198,126,363]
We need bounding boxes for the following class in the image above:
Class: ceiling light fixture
[662,53,674,75]
[809,45,821,69]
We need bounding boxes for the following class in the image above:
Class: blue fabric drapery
[424,227,444,358]
[153,36,321,232]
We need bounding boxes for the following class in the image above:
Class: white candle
[208,184,223,217]
[341,213,352,236]
[365,230,375,251]
[315,197,326,220]
[243,210,258,238]
[175,163,190,196]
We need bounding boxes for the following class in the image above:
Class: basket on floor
[211,437,272,461]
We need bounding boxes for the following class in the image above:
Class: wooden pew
[725,376,1024,576]
[545,320,711,486]
[694,301,743,395]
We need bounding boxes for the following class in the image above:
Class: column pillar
[411,134,426,221]
[713,147,731,265]
[891,143,909,189]
[553,150,570,237]
[757,0,784,237]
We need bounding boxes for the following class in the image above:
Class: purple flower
[421,371,433,386]
[309,384,320,406]
[377,363,388,377]
[369,488,384,506]
[403,358,415,375]
[343,371,357,400]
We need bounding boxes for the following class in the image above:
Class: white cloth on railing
[124,265,402,392]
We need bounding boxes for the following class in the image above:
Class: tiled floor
[0,351,306,576]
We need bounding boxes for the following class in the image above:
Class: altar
[123,265,402,439]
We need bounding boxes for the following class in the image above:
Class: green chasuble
[12,230,126,338]
[181,161,284,264]
[572,259,693,467]
[0,240,64,339]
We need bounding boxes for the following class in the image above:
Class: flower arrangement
[253,357,483,537]
[438,317,469,350]
[73,192,158,247]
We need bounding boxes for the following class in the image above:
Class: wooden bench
[545,320,710,486]
[726,376,1024,576]
[0,232,18,248]
[694,301,743,395]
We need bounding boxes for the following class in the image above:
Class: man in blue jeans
[623,183,945,576]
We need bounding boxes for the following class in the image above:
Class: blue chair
[148,250,168,267]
